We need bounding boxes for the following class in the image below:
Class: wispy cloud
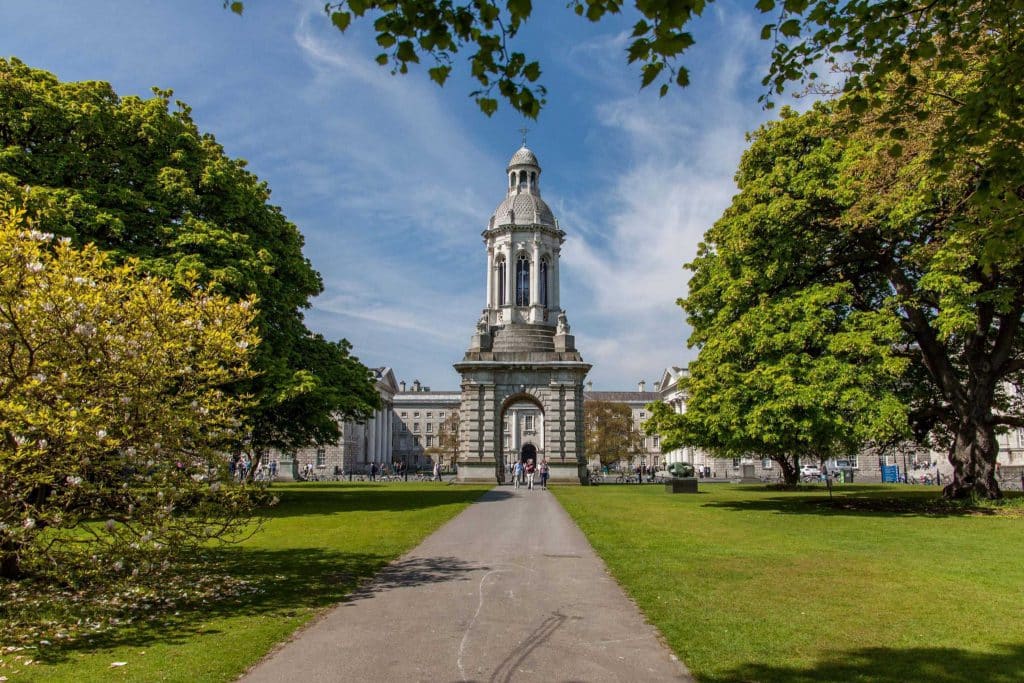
[559,7,781,388]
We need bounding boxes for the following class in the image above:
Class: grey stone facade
[455,145,591,484]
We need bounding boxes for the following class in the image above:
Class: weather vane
[518,126,529,146]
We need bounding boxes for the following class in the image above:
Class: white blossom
[66,475,83,486]
[22,518,36,530]
[25,261,44,272]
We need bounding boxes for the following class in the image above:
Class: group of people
[229,454,278,482]
[510,458,549,490]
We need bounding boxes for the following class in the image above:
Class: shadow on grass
[31,484,495,664]
[36,544,482,664]
[703,487,1023,518]
[262,482,504,516]
[702,643,1024,683]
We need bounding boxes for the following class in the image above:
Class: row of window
[400,411,445,419]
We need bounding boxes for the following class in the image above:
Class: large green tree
[0,58,381,456]
[0,207,259,580]
[660,79,1023,498]
[584,400,646,467]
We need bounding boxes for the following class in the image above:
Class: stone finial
[476,312,489,335]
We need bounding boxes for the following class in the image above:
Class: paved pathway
[242,486,691,682]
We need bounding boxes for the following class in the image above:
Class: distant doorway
[520,443,537,463]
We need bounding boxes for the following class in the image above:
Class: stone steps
[491,323,556,352]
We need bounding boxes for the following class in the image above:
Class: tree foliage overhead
[0,58,381,453]
[0,208,261,581]
[224,0,1021,132]
[584,400,645,467]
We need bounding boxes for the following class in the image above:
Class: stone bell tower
[455,144,591,484]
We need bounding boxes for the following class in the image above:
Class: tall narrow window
[540,258,548,307]
[518,170,527,189]
[516,255,530,306]
[497,258,506,305]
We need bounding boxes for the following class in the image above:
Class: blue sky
[1,0,800,390]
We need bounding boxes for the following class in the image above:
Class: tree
[584,400,645,468]
[0,207,260,580]
[0,59,381,458]
[437,410,460,469]
[662,81,1023,499]
[645,282,909,486]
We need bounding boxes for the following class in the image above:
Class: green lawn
[18,482,490,682]
[553,483,1024,683]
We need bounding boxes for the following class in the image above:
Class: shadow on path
[344,555,484,604]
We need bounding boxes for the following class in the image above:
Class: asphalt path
[241,485,692,682]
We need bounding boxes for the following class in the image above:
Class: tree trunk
[944,419,1001,499]
[1,540,22,579]
[776,457,799,486]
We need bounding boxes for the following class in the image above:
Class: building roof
[491,192,556,228]
[508,145,540,169]
[584,391,659,404]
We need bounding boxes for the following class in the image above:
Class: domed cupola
[490,145,556,229]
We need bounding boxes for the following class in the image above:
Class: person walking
[513,460,523,489]
[525,458,536,490]
[540,459,550,489]
[370,462,378,482]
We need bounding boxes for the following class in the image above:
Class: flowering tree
[0,207,260,580]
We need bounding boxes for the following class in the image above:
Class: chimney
[399,380,407,392]
[638,380,646,392]
[413,379,421,392]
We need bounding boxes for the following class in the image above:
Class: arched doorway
[498,394,545,483]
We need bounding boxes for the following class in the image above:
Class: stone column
[506,245,516,309]
[552,249,561,310]
[486,247,494,308]
[365,417,375,463]
[511,409,520,456]
[385,407,392,464]
[538,412,545,450]
[530,241,539,305]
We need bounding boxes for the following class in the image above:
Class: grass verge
[553,483,1024,682]
[7,482,489,682]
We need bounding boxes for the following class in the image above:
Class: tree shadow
[702,643,1024,683]
[343,555,484,603]
[29,484,498,664]
[35,543,482,663]
[260,483,503,516]
[703,487,1023,518]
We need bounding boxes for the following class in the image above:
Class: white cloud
[560,6,778,388]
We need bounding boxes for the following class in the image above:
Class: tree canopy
[224,0,1022,136]
[584,400,646,467]
[0,58,381,455]
[652,56,1023,498]
[0,207,260,580]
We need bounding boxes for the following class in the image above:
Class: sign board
[881,464,900,483]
